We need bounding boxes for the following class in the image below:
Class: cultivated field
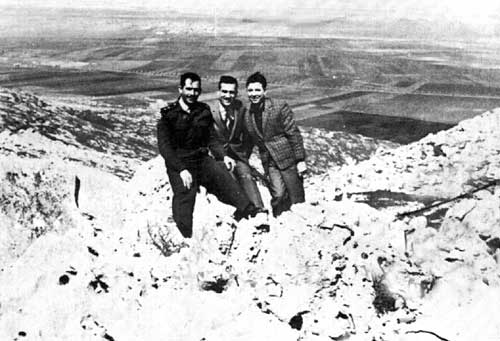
[299,110,453,144]
[2,7,500,143]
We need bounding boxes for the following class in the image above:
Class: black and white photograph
[1,0,500,339]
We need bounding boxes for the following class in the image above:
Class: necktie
[226,112,234,130]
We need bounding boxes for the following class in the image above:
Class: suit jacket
[157,100,225,172]
[244,97,305,170]
[211,99,252,161]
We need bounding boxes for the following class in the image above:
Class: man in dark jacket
[210,75,265,211]
[157,72,257,238]
[244,72,307,216]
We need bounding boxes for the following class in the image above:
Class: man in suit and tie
[211,75,266,213]
[244,72,307,216]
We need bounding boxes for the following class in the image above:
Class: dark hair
[218,75,238,90]
[245,72,267,90]
[180,72,201,88]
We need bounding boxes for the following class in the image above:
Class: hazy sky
[4,0,500,28]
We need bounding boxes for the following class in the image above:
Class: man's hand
[297,161,307,177]
[224,156,236,172]
[179,170,193,189]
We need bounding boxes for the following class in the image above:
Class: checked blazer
[244,97,305,170]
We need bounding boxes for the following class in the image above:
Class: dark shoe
[233,203,258,221]
[251,210,270,233]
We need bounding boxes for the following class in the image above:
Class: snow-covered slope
[330,109,500,198]
[0,87,147,178]
[0,89,499,340]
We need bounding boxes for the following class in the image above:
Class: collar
[218,100,226,114]
[250,98,265,113]
[179,97,192,113]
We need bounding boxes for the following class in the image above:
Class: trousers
[267,162,305,217]
[232,160,264,210]
[167,155,250,238]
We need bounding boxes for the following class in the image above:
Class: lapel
[261,97,273,138]
[228,101,242,142]
[249,106,264,141]
[212,104,229,138]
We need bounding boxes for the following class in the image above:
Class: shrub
[0,161,74,257]
[147,223,187,257]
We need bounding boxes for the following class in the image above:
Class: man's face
[246,82,265,104]
[218,82,237,107]
[179,78,201,105]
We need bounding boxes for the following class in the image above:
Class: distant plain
[2,6,500,144]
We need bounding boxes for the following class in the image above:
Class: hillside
[332,109,500,198]
[0,89,499,340]
[0,87,150,178]
[0,86,397,177]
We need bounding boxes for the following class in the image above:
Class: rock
[1,90,500,340]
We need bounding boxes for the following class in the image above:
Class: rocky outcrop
[329,109,500,198]
[0,128,138,180]
[0,141,127,264]
[300,126,399,175]
[0,87,150,178]
[0,89,499,340]
[0,156,74,261]
[2,150,498,340]
[123,139,500,340]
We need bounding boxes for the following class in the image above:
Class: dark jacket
[245,97,305,170]
[157,100,225,172]
[211,99,253,161]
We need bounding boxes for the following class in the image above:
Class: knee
[173,186,196,199]
[238,172,254,180]
[270,183,286,199]
[209,161,230,178]
[234,160,251,172]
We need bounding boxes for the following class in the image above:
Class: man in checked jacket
[157,72,258,238]
[244,72,307,216]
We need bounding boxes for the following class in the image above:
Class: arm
[240,106,255,160]
[157,114,186,172]
[208,123,235,170]
[280,102,306,162]
[208,120,226,161]
[241,129,255,160]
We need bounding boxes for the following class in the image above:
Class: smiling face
[218,82,237,107]
[179,78,201,106]
[246,82,266,105]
